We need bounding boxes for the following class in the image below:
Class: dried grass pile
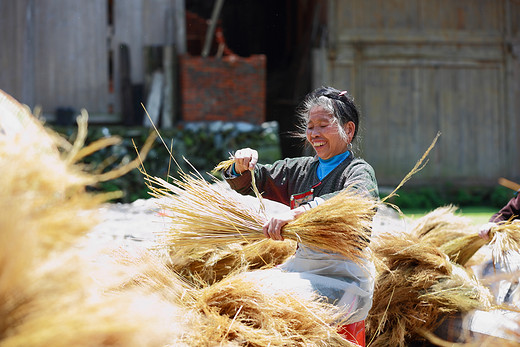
[439,220,520,268]
[366,232,495,347]
[1,103,100,261]
[0,90,196,347]
[409,206,520,268]
[167,238,296,286]
[405,205,491,266]
[409,205,475,247]
[483,221,520,268]
[1,250,196,347]
[187,272,355,347]
[364,203,520,345]
[148,171,377,264]
[108,245,361,346]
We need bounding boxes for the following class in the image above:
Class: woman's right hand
[478,222,497,240]
[234,148,258,174]
[263,206,305,241]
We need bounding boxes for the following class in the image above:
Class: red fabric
[338,320,365,346]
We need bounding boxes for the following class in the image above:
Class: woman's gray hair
[294,86,361,145]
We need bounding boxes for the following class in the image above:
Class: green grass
[400,206,496,226]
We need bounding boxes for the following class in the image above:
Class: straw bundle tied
[189,273,355,347]
[0,90,156,259]
[1,250,193,347]
[410,205,475,246]
[439,220,520,267]
[167,239,296,286]
[366,232,494,347]
[147,171,377,263]
[1,90,189,346]
[439,233,488,267]
[488,221,520,268]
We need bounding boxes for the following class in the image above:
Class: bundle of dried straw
[148,171,378,263]
[0,90,188,347]
[188,272,354,347]
[440,220,520,267]
[366,232,494,347]
[409,205,475,246]
[167,238,297,286]
[0,90,156,259]
[1,249,194,347]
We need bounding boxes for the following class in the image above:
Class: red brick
[180,55,266,124]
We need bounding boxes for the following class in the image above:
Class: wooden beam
[201,0,225,58]
[143,70,163,127]
[498,177,520,191]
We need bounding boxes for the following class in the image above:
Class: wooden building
[1,0,519,187]
[313,0,520,186]
[0,0,186,125]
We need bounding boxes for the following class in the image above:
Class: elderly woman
[224,86,378,346]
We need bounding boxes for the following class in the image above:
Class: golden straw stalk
[439,221,520,267]
[189,273,349,347]
[167,239,296,286]
[367,233,494,347]
[409,205,474,246]
[439,234,488,266]
[488,221,520,266]
[148,172,377,263]
[0,90,189,347]
[213,157,266,214]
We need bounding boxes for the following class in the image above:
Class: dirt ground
[75,198,167,255]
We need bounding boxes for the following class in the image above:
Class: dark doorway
[186,0,325,158]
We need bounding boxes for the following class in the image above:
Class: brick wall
[179,55,266,124]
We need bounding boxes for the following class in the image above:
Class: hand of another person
[263,206,306,241]
[233,148,258,174]
[478,222,497,240]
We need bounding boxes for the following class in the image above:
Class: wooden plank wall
[0,0,36,106]
[112,0,185,120]
[0,0,185,120]
[35,0,109,115]
[507,0,520,188]
[316,0,520,187]
[0,0,108,116]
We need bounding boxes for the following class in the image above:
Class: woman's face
[306,106,353,160]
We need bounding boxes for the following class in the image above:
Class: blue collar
[317,151,350,180]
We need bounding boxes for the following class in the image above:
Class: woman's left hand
[263,206,306,241]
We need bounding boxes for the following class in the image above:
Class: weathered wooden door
[0,0,109,118]
[0,0,185,123]
[315,0,520,186]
